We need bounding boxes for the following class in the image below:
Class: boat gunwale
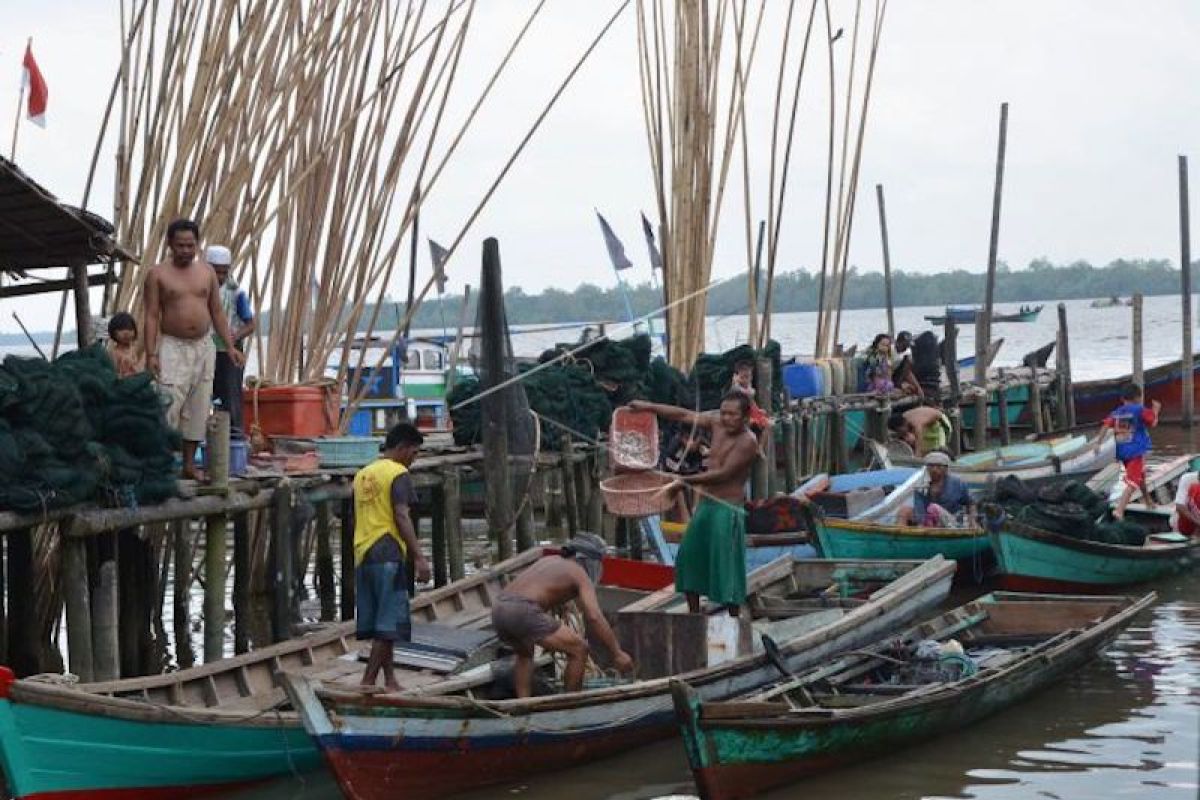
[314,556,957,715]
[994,518,1200,561]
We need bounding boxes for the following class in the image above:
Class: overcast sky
[3,1,1199,335]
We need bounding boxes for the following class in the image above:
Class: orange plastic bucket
[243,385,338,438]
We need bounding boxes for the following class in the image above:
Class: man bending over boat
[629,393,759,615]
[491,533,634,698]
[353,423,431,692]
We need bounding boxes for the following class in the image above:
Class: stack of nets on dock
[993,476,1146,545]
[0,344,179,512]
[447,335,782,450]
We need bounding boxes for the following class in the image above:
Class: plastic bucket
[243,385,338,438]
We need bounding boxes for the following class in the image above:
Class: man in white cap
[207,245,255,438]
[897,450,977,527]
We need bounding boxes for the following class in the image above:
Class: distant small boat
[924,304,1042,325]
[1090,296,1130,308]
[670,591,1154,800]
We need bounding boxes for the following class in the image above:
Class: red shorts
[1122,455,1145,488]
[1180,513,1199,537]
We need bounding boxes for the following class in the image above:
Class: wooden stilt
[544,470,563,537]
[1030,378,1045,436]
[782,417,798,493]
[561,439,579,537]
[172,520,195,669]
[92,538,119,682]
[442,469,464,581]
[480,238,515,562]
[974,314,989,452]
[315,501,336,620]
[431,484,448,586]
[1132,292,1145,389]
[6,529,34,677]
[62,537,95,682]
[203,513,227,663]
[232,511,251,654]
[997,389,1011,445]
[339,497,355,621]
[270,483,295,642]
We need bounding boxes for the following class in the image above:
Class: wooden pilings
[203,513,227,662]
[1179,155,1193,426]
[1132,292,1144,389]
[270,482,295,643]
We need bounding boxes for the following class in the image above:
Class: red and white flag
[21,42,48,128]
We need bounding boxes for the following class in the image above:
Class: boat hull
[0,676,319,799]
[674,596,1143,800]
[1073,356,1200,424]
[813,518,991,573]
[292,558,957,800]
[989,525,1199,592]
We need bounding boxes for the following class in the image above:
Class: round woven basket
[599,472,676,518]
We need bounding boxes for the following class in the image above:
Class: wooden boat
[283,555,957,800]
[0,549,665,800]
[924,304,1042,325]
[1073,355,1200,425]
[643,468,926,571]
[988,518,1199,593]
[670,590,1154,800]
[1090,296,1130,308]
[810,514,991,572]
[872,432,1116,493]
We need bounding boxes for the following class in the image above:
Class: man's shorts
[1122,455,1146,489]
[355,561,412,641]
[158,334,216,442]
[491,592,561,653]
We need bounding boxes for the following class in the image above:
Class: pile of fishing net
[993,476,1146,545]
[447,335,783,451]
[0,344,179,512]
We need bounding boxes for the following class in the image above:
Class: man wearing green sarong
[629,392,759,615]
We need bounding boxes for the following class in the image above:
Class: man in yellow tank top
[353,423,430,691]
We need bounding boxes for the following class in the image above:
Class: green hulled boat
[811,514,991,569]
[671,591,1153,800]
[988,518,1199,593]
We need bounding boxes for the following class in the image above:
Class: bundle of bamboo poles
[99,0,629,411]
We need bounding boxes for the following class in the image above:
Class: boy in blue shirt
[1102,384,1161,519]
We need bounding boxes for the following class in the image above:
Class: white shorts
[158,334,216,442]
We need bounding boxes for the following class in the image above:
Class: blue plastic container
[200,437,249,476]
[783,363,823,399]
[347,409,373,436]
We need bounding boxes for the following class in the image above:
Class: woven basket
[600,472,675,518]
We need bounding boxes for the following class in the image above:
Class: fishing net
[998,477,1147,545]
[0,345,179,512]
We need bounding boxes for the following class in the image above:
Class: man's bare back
[147,259,218,340]
[504,557,589,610]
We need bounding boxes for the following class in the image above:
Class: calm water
[36,295,1200,799]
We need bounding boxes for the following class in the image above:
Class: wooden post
[974,314,989,451]
[203,513,227,663]
[62,538,95,682]
[1179,155,1193,426]
[875,184,896,337]
[207,412,231,492]
[1132,292,1144,389]
[431,483,448,586]
[572,450,590,521]
[798,413,812,477]
[171,520,194,669]
[479,238,514,561]
[117,527,153,677]
[1057,303,1075,429]
[441,469,464,581]
[982,101,1009,360]
[997,385,1011,445]
[942,320,960,401]
[6,529,35,677]
[829,408,848,474]
[782,417,798,493]
[271,482,295,642]
[92,540,119,682]
[1030,377,1045,436]
[586,450,605,537]
[544,470,563,537]
[948,408,963,458]
[232,511,251,653]
[755,358,776,496]
[561,439,579,537]
[339,498,355,621]
[72,262,92,348]
[315,502,336,620]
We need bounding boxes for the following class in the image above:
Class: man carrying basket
[628,393,759,615]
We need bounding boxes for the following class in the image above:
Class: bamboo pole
[203,514,226,663]
[1180,155,1193,427]
[875,183,895,336]
[982,102,1009,359]
[1132,292,1144,388]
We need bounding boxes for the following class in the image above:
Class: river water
[26,295,1199,799]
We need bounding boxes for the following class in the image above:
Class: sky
[2,1,1199,335]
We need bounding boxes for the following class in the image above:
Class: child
[730,360,771,441]
[1102,384,1161,519]
[106,312,145,379]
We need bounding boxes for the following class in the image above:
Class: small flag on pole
[428,239,449,294]
[640,212,663,273]
[595,211,633,271]
[22,42,48,127]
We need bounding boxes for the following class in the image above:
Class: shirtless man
[630,392,759,614]
[888,404,953,457]
[144,219,244,479]
[491,533,634,698]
